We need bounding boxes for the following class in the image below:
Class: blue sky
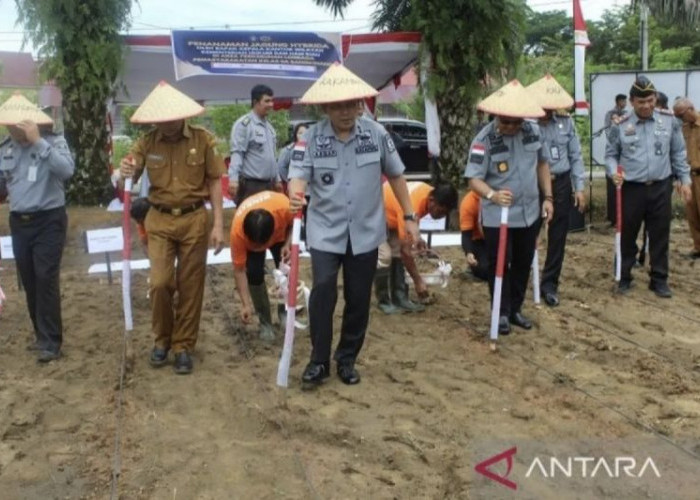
[0,0,627,54]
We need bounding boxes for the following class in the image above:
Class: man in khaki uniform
[120,81,225,374]
[673,98,700,259]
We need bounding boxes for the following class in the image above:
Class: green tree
[314,0,527,187]
[15,0,133,205]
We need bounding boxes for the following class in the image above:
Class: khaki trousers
[377,229,402,268]
[685,173,700,252]
[144,207,209,353]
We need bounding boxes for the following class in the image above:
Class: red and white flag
[574,0,590,116]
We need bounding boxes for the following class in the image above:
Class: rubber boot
[249,284,275,341]
[374,267,402,314]
[277,303,288,333]
[390,258,425,313]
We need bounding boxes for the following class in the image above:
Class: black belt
[10,206,64,221]
[151,200,204,216]
[627,178,670,186]
[551,171,571,181]
[691,169,700,176]
[241,176,274,184]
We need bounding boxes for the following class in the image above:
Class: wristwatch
[486,190,495,200]
[403,213,418,222]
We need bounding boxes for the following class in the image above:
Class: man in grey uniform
[0,94,74,362]
[465,80,553,335]
[526,75,586,307]
[228,84,280,205]
[288,63,421,389]
[606,76,692,297]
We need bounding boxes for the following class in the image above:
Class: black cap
[630,76,656,98]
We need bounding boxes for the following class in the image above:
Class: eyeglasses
[326,101,360,112]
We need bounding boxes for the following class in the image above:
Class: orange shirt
[136,223,148,246]
[459,190,484,240]
[230,191,293,269]
[384,181,432,240]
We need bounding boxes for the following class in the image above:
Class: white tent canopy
[117,32,421,104]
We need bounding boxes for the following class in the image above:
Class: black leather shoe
[149,347,169,368]
[173,351,193,375]
[543,291,560,307]
[616,280,632,295]
[301,362,329,390]
[498,316,511,335]
[509,312,533,330]
[337,364,361,385]
[649,282,672,298]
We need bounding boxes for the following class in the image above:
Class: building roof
[0,51,38,88]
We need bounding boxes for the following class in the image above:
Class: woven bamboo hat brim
[130,81,205,124]
[477,80,545,119]
[299,63,379,105]
[526,74,574,110]
[0,93,53,126]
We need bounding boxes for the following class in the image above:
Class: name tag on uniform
[550,146,560,161]
[27,165,38,182]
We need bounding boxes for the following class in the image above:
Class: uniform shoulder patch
[658,108,674,116]
[468,143,486,164]
[241,116,251,126]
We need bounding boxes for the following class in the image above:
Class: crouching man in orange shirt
[230,190,293,341]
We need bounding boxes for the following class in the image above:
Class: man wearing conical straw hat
[0,93,74,362]
[526,74,586,308]
[464,80,554,335]
[119,81,226,375]
[288,63,422,389]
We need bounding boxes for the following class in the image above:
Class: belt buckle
[645,181,653,186]
[20,214,31,221]
[171,207,182,216]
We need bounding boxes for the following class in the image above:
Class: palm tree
[636,0,700,25]
[313,0,527,188]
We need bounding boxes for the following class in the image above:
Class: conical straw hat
[130,81,204,124]
[299,63,378,105]
[0,93,53,126]
[477,80,545,119]
[526,74,574,110]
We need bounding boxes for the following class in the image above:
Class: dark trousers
[236,177,275,206]
[308,241,378,366]
[461,231,489,281]
[9,207,67,353]
[484,223,539,317]
[606,176,617,225]
[621,178,672,284]
[541,172,573,293]
[246,242,283,285]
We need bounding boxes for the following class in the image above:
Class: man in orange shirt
[230,190,293,341]
[459,190,489,281]
[376,181,457,313]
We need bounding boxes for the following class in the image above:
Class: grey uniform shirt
[464,120,549,229]
[605,110,690,185]
[228,110,278,182]
[288,116,405,254]
[277,143,293,182]
[0,134,74,212]
[540,114,585,192]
